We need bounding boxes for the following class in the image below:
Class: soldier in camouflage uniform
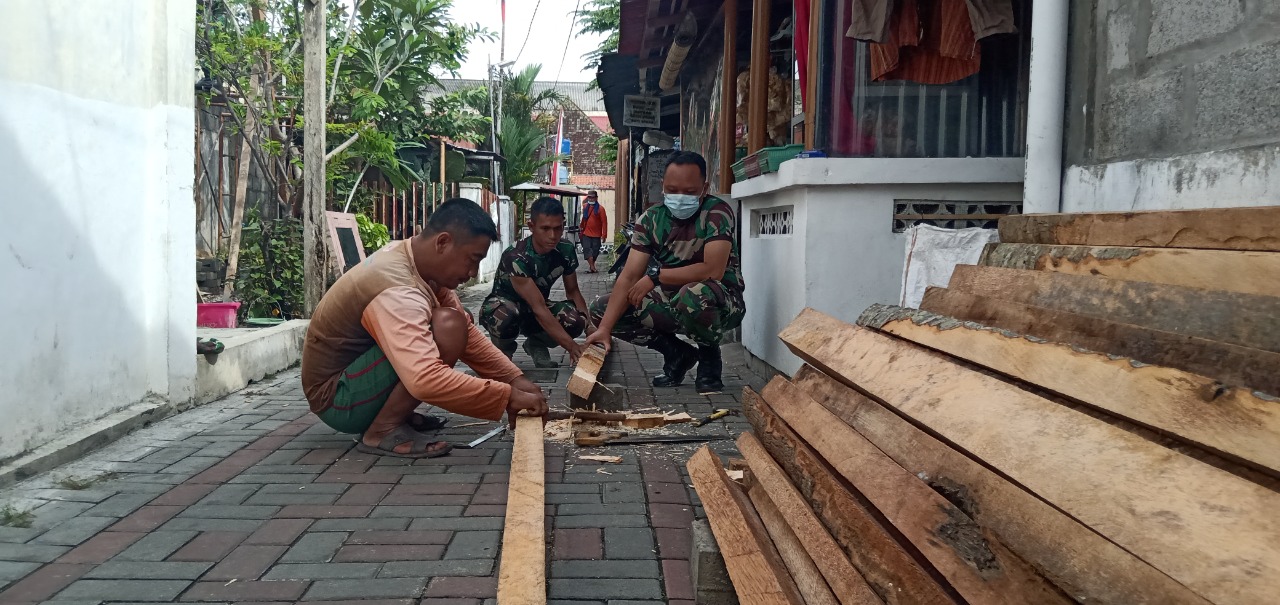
[480,197,591,368]
[586,151,745,394]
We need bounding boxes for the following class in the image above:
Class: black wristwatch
[645,261,661,284]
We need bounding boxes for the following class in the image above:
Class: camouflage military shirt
[490,237,579,301]
[631,195,744,293]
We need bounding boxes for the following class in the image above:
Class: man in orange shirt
[579,190,608,273]
[301,199,548,458]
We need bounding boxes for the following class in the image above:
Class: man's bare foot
[358,425,452,458]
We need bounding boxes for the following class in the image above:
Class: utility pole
[302,0,328,316]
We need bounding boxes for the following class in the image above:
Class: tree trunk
[303,0,328,316]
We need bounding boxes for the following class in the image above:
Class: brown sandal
[356,425,453,459]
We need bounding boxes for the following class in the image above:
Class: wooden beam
[567,345,608,400]
[686,445,804,605]
[779,308,1280,605]
[717,0,738,194]
[980,242,1280,298]
[760,377,1070,605]
[947,265,1280,353]
[919,287,1280,396]
[790,365,1214,605]
[803,0,818,150]
[746,484,840,605]
[858,304,1280,476]
[743,389,956,605]
[998,207,1280,252]
[738,433,881,605]
[747,0,769,152]
[497,416,546,605]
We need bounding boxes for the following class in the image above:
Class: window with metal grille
[893,200,1022,232]
[752,206,795,237]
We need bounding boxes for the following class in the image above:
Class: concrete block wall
[1064,0,1280,211]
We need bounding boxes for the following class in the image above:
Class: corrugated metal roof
[424,79,606,113]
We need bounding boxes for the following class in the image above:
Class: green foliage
[234,209,304,320]
[356,213,390,252]
[0,504,34,528]
[575,0,620,73]
[596,132,618,167]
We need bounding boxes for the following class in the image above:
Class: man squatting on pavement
[301,199,549,458]
[586,151,746,394]
[479,196,593,369]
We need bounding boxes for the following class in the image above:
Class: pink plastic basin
[197,302,241,328]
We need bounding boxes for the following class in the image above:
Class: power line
[552,0,583,86]
[512,0,542,65]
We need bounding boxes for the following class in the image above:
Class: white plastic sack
[899,224,999,308]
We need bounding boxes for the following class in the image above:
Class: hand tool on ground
[574,428,731,447]
[456,425,506,449]
[694,408,739,427]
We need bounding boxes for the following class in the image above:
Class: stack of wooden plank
[688,207,1280,604]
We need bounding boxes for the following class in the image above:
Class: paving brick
[275,505,374,519]
[558,503,647,516]
[113,531,197,562]
[280,532,347,563]
[548,579,663,601]
[555,514,649,529]
[150,484,217,506]
[228,473,320,484]
[602,483,645,504]
[334,484,392,506]
[399,473,485,485]
[0,562,91,601]
[55,578,191,601]
[0,526,44,544]
[655,528,691,560]
[258,483,347,495]
[333,544,445,562]
[258,449,307,465]
[107,505,185,532]
[311,518,410,532]
[603,528,655,560]
[158,518,265,532]
[81,493,158,518]
[346,530,452,545]
[546,484,603,495]
[244,464,331,475]
[32,516,118,546]
[180,579,309,601]
[141,447,202,466]
[644,482,690,505]
[56,532,145,564]
[167,531,250,562]
[263,562,381,580]
[648,503,694,529]
[181,505,279,520]
[408,517,504,531]
[302,577,427,600]
[203,545,288,581]
[0,560,40,581]
[186,448,274,484]
[424,577,498,599]
[85,561,214,580]
[444,531,500,560]
[316,472,402,484]
[244,518,313,545]
[195,484,261,506]
[378,559,494,578]
[245,491,339,506]
[553,528,602,560]
[462,504,506,517]
[546,492,601,505]
[552,559,661,578]
[382,491,475,506]
[662,558,694,600]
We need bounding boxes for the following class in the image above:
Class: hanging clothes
[796,0,812,107]
[847,0,896,43]
[964,0,1016,39]
[869,0,981,85]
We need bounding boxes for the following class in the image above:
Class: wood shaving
[579,455,623,464]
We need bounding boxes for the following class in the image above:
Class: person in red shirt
[579,190,608,273]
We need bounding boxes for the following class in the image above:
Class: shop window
[817,0,1031,159]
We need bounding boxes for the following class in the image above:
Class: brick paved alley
[0,268,767,604]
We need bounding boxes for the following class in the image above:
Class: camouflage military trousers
[590,280,746,348]
[479,294,587,344]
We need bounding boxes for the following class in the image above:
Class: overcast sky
[447,0,609,83]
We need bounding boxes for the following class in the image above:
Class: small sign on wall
[326,211,366,273]
[623,95,661,129]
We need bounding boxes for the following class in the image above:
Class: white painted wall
[0,1,196,461]
[1063,144,1280,212]
[736,158,1024,374]
[459,184,511,284]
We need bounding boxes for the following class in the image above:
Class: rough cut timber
[761,377,1071,605]
[979,242,1280,298]
[919,287,1280,396]
[687,446,805,605]
[997,206,1280,252]
[780,308,1280,605]
[859,304,1280,477]
[791,365,1214,605]
[568,345,608,399]
[737,433,882,605]
[742,389,956,605]
[947,264,1280,353]
[497,416,546,605]
[747,485,841,605]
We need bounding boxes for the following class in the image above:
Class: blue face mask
[663,193,701,220]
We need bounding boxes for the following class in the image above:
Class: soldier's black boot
[523,336,559,368]
[650,334,698,387]
[695,344,724,395]
[491,336,518,359]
